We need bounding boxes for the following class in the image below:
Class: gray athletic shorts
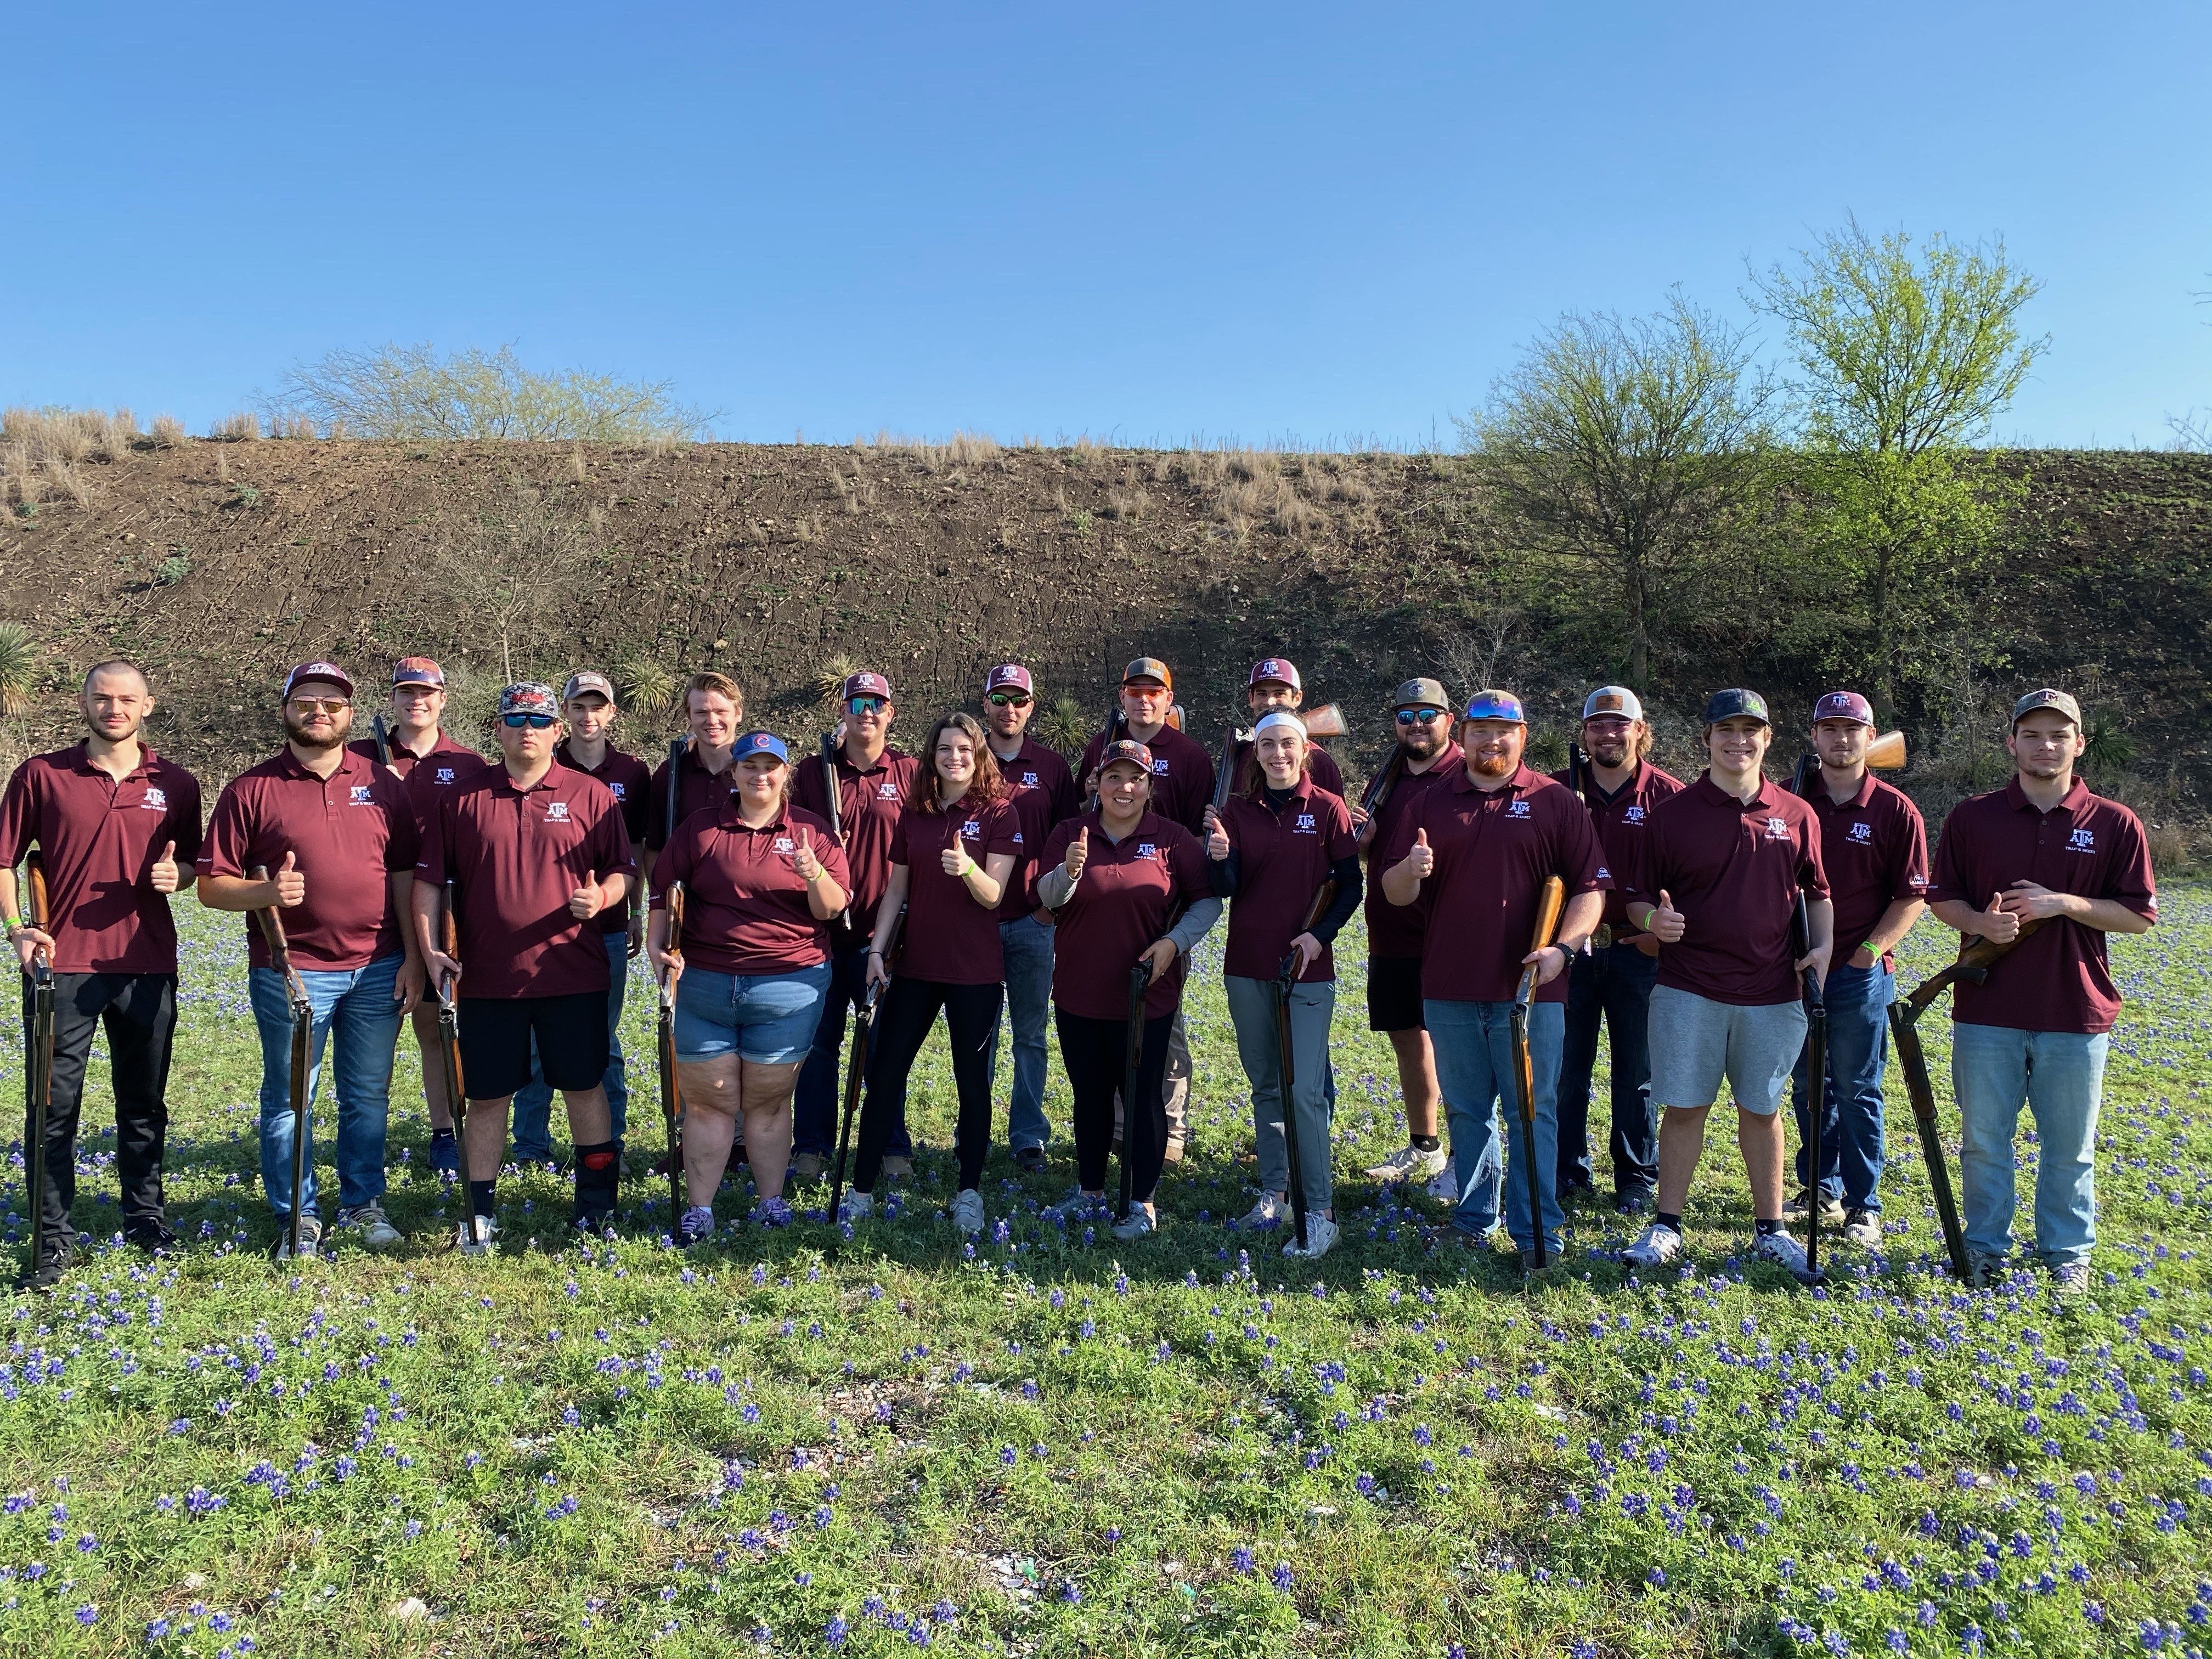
[1646,984,1807,1114]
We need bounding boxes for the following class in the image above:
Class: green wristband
[1861,941,1881,959]
[2,915,21,933]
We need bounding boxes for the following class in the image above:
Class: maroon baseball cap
[985,664,1034,696]
[392,657,445,689]
[1096,738,1155,776]
[842,670,892,703]
[283,660,354,700]
[1812,690,1875,727]
[1248,657,1301,692]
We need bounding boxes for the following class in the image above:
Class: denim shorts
[1647,984,1807,1114]
[673,961,832,1064]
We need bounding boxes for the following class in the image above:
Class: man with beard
[198,663,427,1256]
[1550,686,1681,1215]
[1,660,202,1285]
[349,657,488,1176]
[978,663,1079,1173]
[1352,678,1462,1191]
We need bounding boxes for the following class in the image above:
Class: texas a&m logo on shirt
[877,781,899,799]
[1764,816,1791,840]
[2067,826,2096,854]
[349,785,375,805]
[1846,820,1874,845]
[1506,800,1532,819]
[435,766,457,785]
[1295,813,1317,833]
[608,781,627,799]
[1136,842,1158,859]
[1624,805,1646,823]
[142,786,168,810]
[960,819,983,839]
[546,801,571,822]
[1020,771,1040,788]
[773,835,797,855]
[1151,760,1169,776]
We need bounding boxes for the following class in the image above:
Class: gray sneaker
[949,1189,985,1237]
[2048,1260,2091,1299]
[1425,1166,1460,1204]
[1110,1207,1156,1242]
[790,1152,829,1180]
[1843,1209,1883,1249]
[1283,1213,1340,1260]
[1754,1227,1816,1282]
[878,1154,914,1182]
[1965,1249,2008,1288]
[836,1188,873,1224]
[456,1215,500,1256]
[1784,1192,1849,1229]
[273,1214,323,1261]
[334,1203,402,1252]
[1622,1221,1683,1271]
[1235,1193,1286,1231]
[1365,1143,1447,1183]
[1042,1188,1102,1226]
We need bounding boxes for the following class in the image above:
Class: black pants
[1555,943,1661,1200]
[1056,1007,1172,1206]
[856,976,1004,1194]
[21,972,177,1253]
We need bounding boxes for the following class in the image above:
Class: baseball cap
[841,670,892,703]
[2011,687,2083,729]
[1248,657,1301,691]
[1582,685,1643,721]
[1121,657,1173,689]
[1812,690,1876,728]
[1392,676,1449,710]
[1097,738,1155,775]
[392,657,444,689]
[1701,688,1771,726]
[984,664,1034,696]
[498,682,558,719]
[283,660,354,701]
[733,730,791,764]
[563,670,617,704]
[1463,689,1527,724]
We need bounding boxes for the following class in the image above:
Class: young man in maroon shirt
[978,663,1080,1173]
[1785,691,1928,1250]
[1353,678,1461,1192]
[1380,691,1607,1271]
[414,684,636,1249]
[791,670,920,1179]
[2,660,201,1284]
[1927,688,2156,1294]
[644,670,748,868]
[198,662,427,1257]
[510,671,652,1165]
[1229,658,1345,799]
[352,656,490,1177]
[1619,690,1831,1280]
[1551,685,1683,1215]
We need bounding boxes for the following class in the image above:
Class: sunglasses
[501,712,557,729]
[1395,707,1446,725]
[847,696,887,715]
[287,697,351,714]
[986,692,1031,708]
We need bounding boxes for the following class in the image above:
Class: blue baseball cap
[733,730,790,764]
[1462,689,1527,724]
[1701,688,1771,726]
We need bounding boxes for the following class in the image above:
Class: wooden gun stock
[1901,918,2047,1023]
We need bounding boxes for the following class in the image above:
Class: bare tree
[430,475,603,684]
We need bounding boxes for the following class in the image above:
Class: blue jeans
[1789,961,1893,1212]
[513,932,631,1160]
[794,944,910,1161]
[1953,1022,2107,1270]
[1555,942,1659,1199]
[251,952,407,1218]
[1224,975,1336,1214]
[988,913,1054,1151]
[1425,997,1565,1255]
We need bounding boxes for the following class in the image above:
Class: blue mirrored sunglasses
[847,696,887,715]
[501,712,557,729]
[1395,707,1446,725]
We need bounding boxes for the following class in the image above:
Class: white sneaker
[949,1189,985,1237]
[790,1153,828,1180]
[456,1215,500,1256]
[273,1215,323,1260]
[1110,1208,1156,1242]
[879,1154,913,1181]
[334,1203,401,1252]
[837,1188,873,1224]
[1754,1227,1816,1280]
[1425,1166,1460,1204]
[1283,1214,1340,1259]
[1623,1222,1683,1271]
[1235,1193,1286,1231]
[1365,1143,1447,1183]
[1843,1209,1883,1249]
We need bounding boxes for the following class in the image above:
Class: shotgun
[1213,724,1242,816]
[369,713,393,768]
[663,736,689,845]
[1510,875,1566,1272]
[19,854,57,1286]
[1273,880,1338,1253]
[251,864,315,1262]
[1083,705,1130,811]
[658,882,686,1228]
[437,879,477,1249]
[828,901,906,1232]
[1120,957,1152,1223]
[1792,885,1827,1282]
[818,731,851,929]
[1566,740,1589,805]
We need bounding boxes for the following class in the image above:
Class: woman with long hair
[838,713,1021,1235]
[648,731,850,1241]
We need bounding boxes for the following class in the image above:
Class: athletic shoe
[1783,1192,1849,1230]
[837,1188,873,1224]
[126,1218,182,1256]
[2048,1261,2091,1299]
[1161,1135,1187,1165]
[754,1195,796,1228]
[1234,1193,1286,1231]
[1843,1209,1883,1249]
[1365,1143,1447,1184]
[1283,1214,1340,1260]
[1013,1145,1048,1175]
[1754,1227,1817,1282]
[429,1131,459,1175]
[22,1244,76,1292]
[790,1153,829,1180]
[334,1204,402,1252]
[1041,1189,1102,1226]
[1110,1209,1156,1242]
[456,1215,500,1256]
[1517,1249,1571,1281]
[1622,1222,1684,1271]
[879,1155,913,1182]
[1615,1189,1654,1217]
[1425,1166,1460,1204]
[950,1189,986,1237]
[273,1215,323,1261]
[678,1205,715,1248]
[1964,1249,2008,1289]
[512,1143,556,1167]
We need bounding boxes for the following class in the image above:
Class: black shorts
[456,991,610,1100]
[1365,955,1426,1033]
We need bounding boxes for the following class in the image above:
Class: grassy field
[0,890,2207,1656]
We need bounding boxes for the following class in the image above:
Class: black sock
[575,1140,620,1214]
[1754,1216,1782,1238]
[467,1179,496,1220]
[1656,1211,1683,1234]
[431,1127,456,1143]
[1410,1135,1440,1153]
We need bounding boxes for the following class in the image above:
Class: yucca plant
[2082,712,2136,776]
[616,656,679,721]
[1032,693,1093,754]
[814,653,859,706]
[0,621,35,716]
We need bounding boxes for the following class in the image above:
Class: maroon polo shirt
[1624,773,1829,1007]
[650,803,850,977]
[644,743,738,853]
[989,737,1080,919]
[416,761,636,999]
[1382,764,1609,1005]
[1797,771,1928,969]
[0,743,203,975]
[1076,721,1216,836]
[792,743,919,947]
[199,747,420,972]
[1217,781,1357,983]
[1228,736,1345,803]
[1928,776,2156,1035]
[889,798,1022,984]
[1038,810,1212,1020]
[1357,742,1462,961]
[1549,759,1685,935]
[349,730,493,829]
[558,740,652,935]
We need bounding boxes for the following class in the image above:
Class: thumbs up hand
[1648,887,1686,944]
[1204,806,1231,862]
[149,839,182,894]
[792,827,825,884]
[568,880,604,921]
[1401,826,1435,881]
[1064,826,1091,880]
[1979,887,2020,944]
[271,850,306,908]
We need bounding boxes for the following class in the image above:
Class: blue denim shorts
[673,961,832,1064]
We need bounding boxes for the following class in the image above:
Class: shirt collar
[718,798,791,833]
[1693,771,1781,813]
[67,740,157,782]
[274,745,368,783]
[838,743,904,777]
[1446,760,1540,799]
[496,760,568,796]
[2002,774,2092,815]
[1812,770,1877,811]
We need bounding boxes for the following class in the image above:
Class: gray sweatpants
[1224,975,1336,1213]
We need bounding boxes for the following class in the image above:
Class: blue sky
[8,2,2208,448]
